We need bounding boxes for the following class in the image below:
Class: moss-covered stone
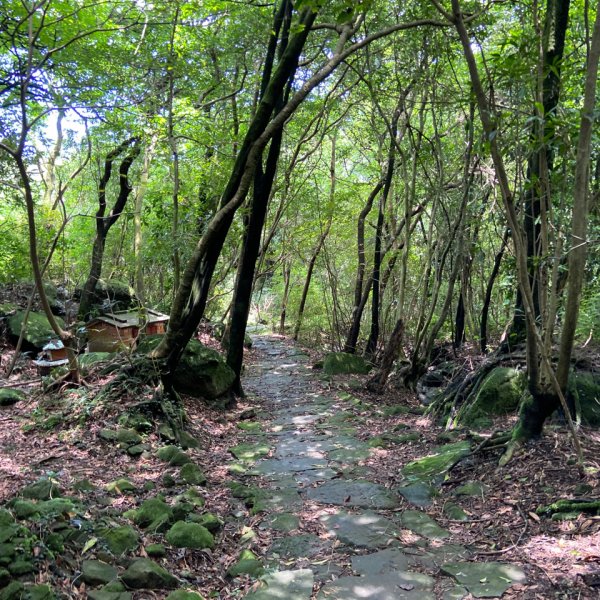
[0,511,13,528]
[0,581,25,600]
[81,560,118,586]
[460,367,526,425]
[180,464,206,485]
[157,446,191,466]
[228,442,270,462]
[21,480,61,500]
[101,525,139,555]
[37,498,77,517]
[8,560,34,576]
[130,497,173,531]
[179,431,200,449]
[121,558,177,590]
[226,549,263,578]
[106,479,137,495]
[0,389,25,407]
[189,513,223,534]
[12,500,39,519]
[145,543,166,557]
[166,521,214,549]
[26,584,55,600]
[138,337,235,399]
[7,311,66,351]
[574,372,600,426]
[116,429,142,447]
[322,352,371,376]
[401,441,471,483]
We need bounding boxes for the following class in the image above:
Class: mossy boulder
[157,446,191,466]
[402,441,471,483]
[0,511,14,528]
[81,560,118,586]
[191,513,223,534]
[7,311,66,351]
[116,429,142,447]
[106,479,137,495]
[165,521,214,549]
[145,543,166,557]
[0,389,25,407]
[100,525,139,555]
[322,352,371,376]
[129,497,173,531]
[460,367,526,425]
[93,279,136,310]
[21,479,62,500]
[226,549,263,578]
[12,500,39,520]
[121,558,177,590]
[573,372,600,426]
[0,581,25,600]
[25,584,55,600]
[138,336,235,400]
[180,464,206,485]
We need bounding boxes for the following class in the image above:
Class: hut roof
[87,309,169,329]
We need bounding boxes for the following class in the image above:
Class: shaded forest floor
[0,332,599,598]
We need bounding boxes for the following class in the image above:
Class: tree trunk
[78,138,140,319]
[343,181,383,353]
[227,0,293,394]
[366,318,404,393]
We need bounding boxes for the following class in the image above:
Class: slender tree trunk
[343,181,383,353]
[78,138,140,319]
[481,228,509,353]
[279,262,291,334]
[365,105,401,359]
[227,0,293,393]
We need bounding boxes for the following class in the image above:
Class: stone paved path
[235,336,525,599]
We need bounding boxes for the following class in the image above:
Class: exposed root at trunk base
[499,438,523,467]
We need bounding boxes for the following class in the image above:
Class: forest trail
[236,335,525,599]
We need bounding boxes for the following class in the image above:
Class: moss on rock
[573,372,600,426]
[322,352,371,376]
[138,336,235,399]
[459,367,526,426]
[6,311,65,351]
[165,521,214,549]
[130,497,173,531]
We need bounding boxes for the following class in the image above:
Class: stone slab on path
[351,544,472,575]
[401,509,450,539]
[269,533,333,559]
[316,572,436,600]
[441,562,527,598]
[243,569,314,600]
[255,456,329,477]
[320,510,400,548]
[306,480,401,509]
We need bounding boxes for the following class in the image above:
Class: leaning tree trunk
[364,104,401,359]
[78,138,140,319]
[343,181,383,353]
[227,0,293,394]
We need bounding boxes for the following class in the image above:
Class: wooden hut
[86,309,169,352]
[34,339,69,374]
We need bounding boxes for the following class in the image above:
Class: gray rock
[401,510,450,540]
[397,482,436,507]
[81,560,118,586]
[269,534,331,559]
[306,480,400,509]
[320,510,399,549]
[316,573,435,600]
[121,558,178,590]
[243,569,314,600]
[441,562,527,598]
